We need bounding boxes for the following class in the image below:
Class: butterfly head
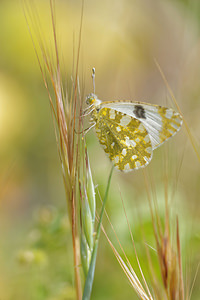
[86,93,101,107]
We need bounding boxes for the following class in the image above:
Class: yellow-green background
[0,0,200,299]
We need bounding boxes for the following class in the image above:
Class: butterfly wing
[94,107,153,171]
[101,101,183,150]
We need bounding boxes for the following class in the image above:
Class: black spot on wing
[134,105,146,119]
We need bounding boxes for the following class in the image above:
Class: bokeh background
[0,0,200,299]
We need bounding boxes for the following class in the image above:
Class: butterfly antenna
[92,67,96,94]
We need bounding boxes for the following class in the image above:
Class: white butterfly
[86,93,183,171]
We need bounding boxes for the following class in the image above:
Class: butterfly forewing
[101,101,183,150]
[94,107,153,171]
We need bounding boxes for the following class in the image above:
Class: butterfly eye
[86,97,91,105]
[86,93,97,105]
[86,95,92,105]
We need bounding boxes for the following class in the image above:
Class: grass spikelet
[79,148,95,276]
[143,164,185,300]
[86,151,96,224]
[24,1,85,298]
[82,166,114,300]
[100,164,186,300]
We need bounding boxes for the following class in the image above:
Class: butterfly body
[86,93,182,172]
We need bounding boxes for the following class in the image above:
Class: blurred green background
[0,0,200,299]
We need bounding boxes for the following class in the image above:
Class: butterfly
[86,93,183,172]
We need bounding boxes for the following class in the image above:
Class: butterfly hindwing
[94,107,153,171]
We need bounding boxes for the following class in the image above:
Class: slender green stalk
[82,165,114,300]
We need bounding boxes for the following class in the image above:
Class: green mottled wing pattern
[93,107,153,171]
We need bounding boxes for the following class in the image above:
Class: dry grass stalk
[99,215,153,300]
[143,167,185,300]
[100,167,185,300]
[24,1,85,298]
[97,192,154,300]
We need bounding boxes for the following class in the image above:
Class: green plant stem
[82,165,114,300]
